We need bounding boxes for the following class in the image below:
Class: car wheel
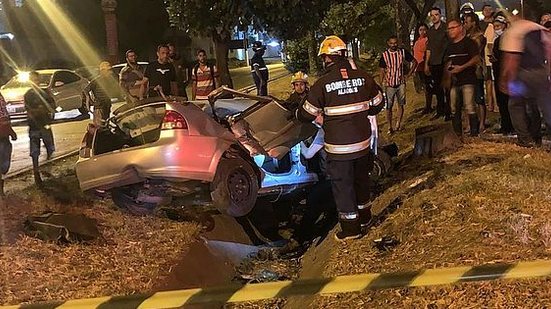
[211,157,259,217]
[78,94,89,115]
[371,149,392,182]
[111,186,171,216]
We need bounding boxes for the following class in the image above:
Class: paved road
[7,63,287,176]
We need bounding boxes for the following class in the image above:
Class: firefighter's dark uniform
[297,60,383,232]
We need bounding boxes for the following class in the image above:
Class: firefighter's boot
[358,203,372,228]
[335,217,362,242]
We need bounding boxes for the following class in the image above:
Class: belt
[323,92,383,116]
[324,137,371,154]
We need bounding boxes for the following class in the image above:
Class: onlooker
[250,41,269,96]
[500,15,551,147]
[482,5,497,113]
[540,12,551,26]
[145,44,178,98]
[413,23,434,114]
[444,19,481,137]
[425,7,450,120]
[86,61,114,127]
[0,93,17,197]
[379,35,417,133]
[489,14,514,135]
[119,49,147,105]
[464,13,488,133]
[168,43,189,99]
[191,49,220,100]
[24,71,55,186]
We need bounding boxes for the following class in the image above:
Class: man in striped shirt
[191,50,220,100]
[379,35,416,134]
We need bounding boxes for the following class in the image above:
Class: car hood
[1,86,30,103]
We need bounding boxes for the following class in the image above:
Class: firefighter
[297,35,383,241]
[283,71,309,111]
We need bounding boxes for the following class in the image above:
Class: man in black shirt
[145,44,178,98]
[425,7,451,120]
[250,41,269,96]
[444,19,481,137]
[168,43,189,100]
[24,71,55,186]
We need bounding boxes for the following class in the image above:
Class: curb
[3,260,551,308]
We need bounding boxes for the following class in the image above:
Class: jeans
[429,64,450,116]
[385,84,406,109]
[450,84,478,135]
[29,128,55,159]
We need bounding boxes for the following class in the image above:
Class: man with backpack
[191,49,220,100]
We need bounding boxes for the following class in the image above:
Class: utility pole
[101,0,118,64]
[444,0,460,21]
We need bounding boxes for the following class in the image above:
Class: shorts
[484,66,494,81]
[29,128,55,159]
[385,84,406,109]
[0,137,12,175]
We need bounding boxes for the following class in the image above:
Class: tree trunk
[307,31,320,76]
[445,0,460,21]
[213,34,233,88]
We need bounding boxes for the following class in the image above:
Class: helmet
[252,41,266,52]
[460,2,475,19]
[318,35,347,56]
[291,71,308,84]
[99,61,112,71]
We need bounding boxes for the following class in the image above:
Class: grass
[293,81,551,308]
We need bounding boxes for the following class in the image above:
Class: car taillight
[161,110,188,130]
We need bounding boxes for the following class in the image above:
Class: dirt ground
[0,157,201,306]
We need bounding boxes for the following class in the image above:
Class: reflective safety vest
[297,61,381,160]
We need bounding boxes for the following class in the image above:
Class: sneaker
[334,218,363,242]
[430,114,443,121]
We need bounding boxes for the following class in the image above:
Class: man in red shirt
[191,49,220,100]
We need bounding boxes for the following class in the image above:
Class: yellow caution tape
[3,260,551,308]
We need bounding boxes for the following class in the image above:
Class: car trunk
[93,103,167,156]
[231,99,316,159]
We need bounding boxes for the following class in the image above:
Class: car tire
[211,157,259,217]
[79,94,89,115]
[111,186,171,216]
[371,149,392,181]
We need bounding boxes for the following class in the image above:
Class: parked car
[75,87,396,217]
[76,62,148,104]
[0,69,89,119]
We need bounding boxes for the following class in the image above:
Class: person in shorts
[379,35,416,134]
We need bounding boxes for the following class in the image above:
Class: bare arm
[424,50,432,75]
[191,80,197,100]
[379,67,385,86]
[408,59,418,77]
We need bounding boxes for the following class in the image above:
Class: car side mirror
[54,81,64,87]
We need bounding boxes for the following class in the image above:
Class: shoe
[34,171,43,188]
[516,140,536,148]
[387,128,395,135]
[421,108,433,115]
[335,218,362,242]
[444,114,452,122]
[430,113,443,120]
[0,179,4,197]
[358,204,372,228]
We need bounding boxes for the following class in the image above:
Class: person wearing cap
[24,71,56,187]
[296,35,383,241]
[250,41,269,96]
[85,61,115,127]
[119,49,148,105]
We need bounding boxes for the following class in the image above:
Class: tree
[321,0,388,59]
[399,0,437,47]
[165,0,255,87]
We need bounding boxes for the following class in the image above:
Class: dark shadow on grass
[39,170,94,205]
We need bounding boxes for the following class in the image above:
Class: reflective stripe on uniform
[303,100,322,116]
[325,138,371,155]
[339,212,359,220]
[323,92,383,116]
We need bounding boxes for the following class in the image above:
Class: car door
[50,70,84,111]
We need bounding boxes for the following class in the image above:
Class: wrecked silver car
[75,87,395,217]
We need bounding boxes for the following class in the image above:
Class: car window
[53,71,80,85]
